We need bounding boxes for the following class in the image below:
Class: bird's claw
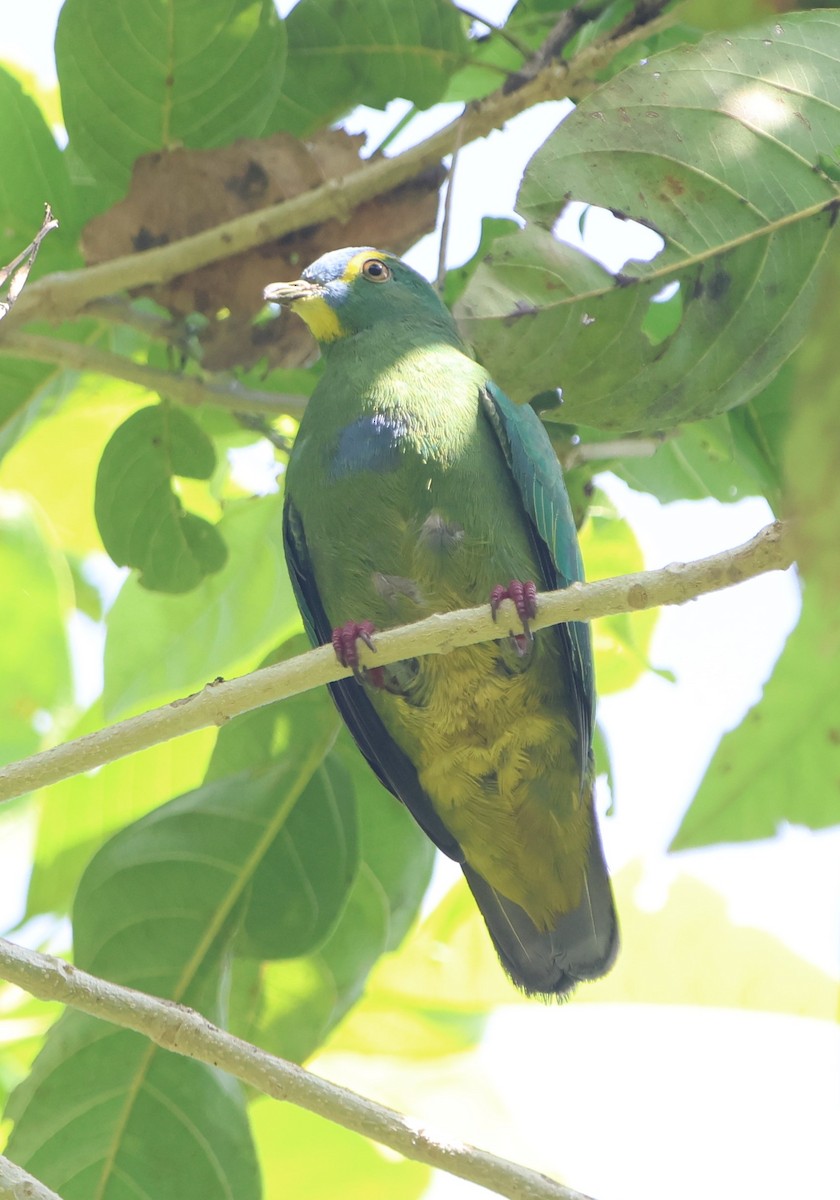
[490,580,537,657]
[332,620,385,687]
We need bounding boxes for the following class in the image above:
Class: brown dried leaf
[82,130,444,370]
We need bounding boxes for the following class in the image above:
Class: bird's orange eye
[361,258,391,283]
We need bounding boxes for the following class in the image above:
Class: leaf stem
[0,521,794,805]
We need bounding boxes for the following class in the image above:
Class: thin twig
[436,145,461,293]
[557,433,672,469]
[0,330,306,417]
[457,5,532,58]
[0,205,59,321]
[3,16,671,332]
[0,938,594,1200]
[0,522,793,806]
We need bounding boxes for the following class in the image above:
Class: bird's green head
[263,247,459,347]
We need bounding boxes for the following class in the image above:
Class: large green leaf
[671,588,840,849]
[7,695,346,1199]
[210,647,433,1063]
[26,706,215,918]
[269,0,468,134]
[235,736,433,1063]
[103,491,299,718]
[252,1096,430,1200]
[55,0,286,201]
[0,375,155,555]
[0,496,72,765]
[614,365,792,507]
[458,13,840,431]
[95,405,228,593]
[0,66,85,459]
[0,66,79,273]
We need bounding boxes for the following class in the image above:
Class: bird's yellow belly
[373,633,591,929]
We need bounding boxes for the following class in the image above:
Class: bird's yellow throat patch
[291,295,344,342]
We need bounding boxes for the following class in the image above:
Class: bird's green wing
[481,381,595,769]
[282,497,464,862]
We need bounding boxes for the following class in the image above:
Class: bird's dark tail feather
[462,826,618,998]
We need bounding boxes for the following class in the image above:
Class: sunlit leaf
[252,1096,430,1200]
[8,697,343,1199]
[270,0,467,134]
[671,588,840,849]
[579,496,663,694]
[103,492,299,717]
[27,705,215,918]
[95,405,227,593]
[56,0,286,202]
[0,496,72,764]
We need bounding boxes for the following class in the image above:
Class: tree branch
[0,938,593,1200]
[0,521,793,805]
[0,1155,65,1200]
[4,15,671,331]
[0,330,305,417]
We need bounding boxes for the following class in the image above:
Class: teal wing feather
[481,381,595,770]
[282,498,464,862]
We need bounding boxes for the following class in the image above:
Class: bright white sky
[3,4,839,1200]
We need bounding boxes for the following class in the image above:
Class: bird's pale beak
[263,279,322,304]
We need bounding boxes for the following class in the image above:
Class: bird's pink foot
[490,580,537,657]
[332,620,385,688]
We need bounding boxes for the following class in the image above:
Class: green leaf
[459,14,840,431]
[212,649,433,1062]
[444,216,521,307]
[270,0,468,134]
[103,492,298,718]
[0,496,72,764]
[0,65,80,273]
[6,1020,260,1200]
[0,66,86,459]
[236,754,358,959]
[8,699,343,1199]
[615,367,792,507]
[242,736,433,1060]
[252,1097,430,1200]
[578,496,662,694]
[95,405,227,593]
[27,705,215,918]
[1,375,157,554]
[671,587,840,849]
[55,0,287,201]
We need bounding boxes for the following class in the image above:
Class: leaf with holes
[458,13,840,431]
[95,405,227,594]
